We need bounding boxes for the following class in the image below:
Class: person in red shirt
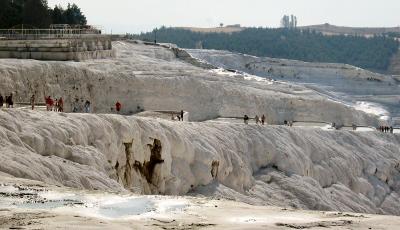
[49,97,54,111]
[45,96,50,111]
[116,101,121,113]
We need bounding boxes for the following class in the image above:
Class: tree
[0,0,88,29]
[280,15,290,28]
[281,15,297,29]
[22,0,51,28]
[51,5,66,24]
[64,3,87,25]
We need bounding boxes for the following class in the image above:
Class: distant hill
[175,24,400,37]
[300,23,400,37]
[134,27,399,72]
[174,25,245,34]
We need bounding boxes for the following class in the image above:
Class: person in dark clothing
[84,100,91,113]
[7,93,13,108]
[284,120,288,126]
[30,94,35,110]
[58,97,64,112]
[261,114,265,125]
[244,115,249,124]
[390,126,394,134]
[0,94,3,108]
[180,110,184,121]
[5,96,9,108]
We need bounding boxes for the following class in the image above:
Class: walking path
[6,105,400,134]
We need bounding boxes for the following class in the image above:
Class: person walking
[7,93,13,108]
[45,96,51,111]
[54,99,59,112]
[116,101,122,113]
[58,97,64,112]
[0,94,3,108]
[244,115,249,124]
[180,110,184,121]
[30,94,35,110]
[84,100,91,113]
[72,98,79,112]
[255,115,260,125]
[261,114,265,125]
[48,97,54,111]
[390,126,394,134]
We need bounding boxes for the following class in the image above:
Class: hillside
[389,48,400,75]
[187,48,400,125]
[300,23,400,37]
[135,27,399,71]
[174,26,245,33]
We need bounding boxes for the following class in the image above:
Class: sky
[47,0,400,34]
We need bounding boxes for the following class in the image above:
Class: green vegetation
[135,27,399,71]
[0,0,86,29]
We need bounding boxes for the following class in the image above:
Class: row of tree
[135,27,399,71]
[281,15,297,29]
[0,0,87,29]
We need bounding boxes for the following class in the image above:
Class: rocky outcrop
[0,109,399,215]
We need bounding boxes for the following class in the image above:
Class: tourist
[284,120,288,126]
[45,96,51,111]
[54,99,59,112]
[352,124,357,131]
[244,115,249,124]
[72,98,79,112]
[58,97,64,112]
[116,101,122,113]
[390,126,394,134]
[255,115,260,125]
[7,93,13,108]
[48,97,54,111]
[6,96,10,108]
[261,114,265,125]
[84,100,91,113]
[30,94,35,110]
[0,94,3,108]
[180,110,184,121]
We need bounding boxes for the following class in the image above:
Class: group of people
[244,114,267,125]
[0,93,14,108]
[284,120,293,127]
[43,96,64,112]
[72,98,92,113]
[379,126,394,134]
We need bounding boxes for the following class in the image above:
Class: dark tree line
[135,27,400,71]
[0,0,87,29]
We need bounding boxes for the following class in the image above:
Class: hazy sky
[47,0,400,34]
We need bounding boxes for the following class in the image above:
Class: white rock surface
[0,108,399,215]
[0,41,399,217]
[186,49,400,125]
[0,41,378,126]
